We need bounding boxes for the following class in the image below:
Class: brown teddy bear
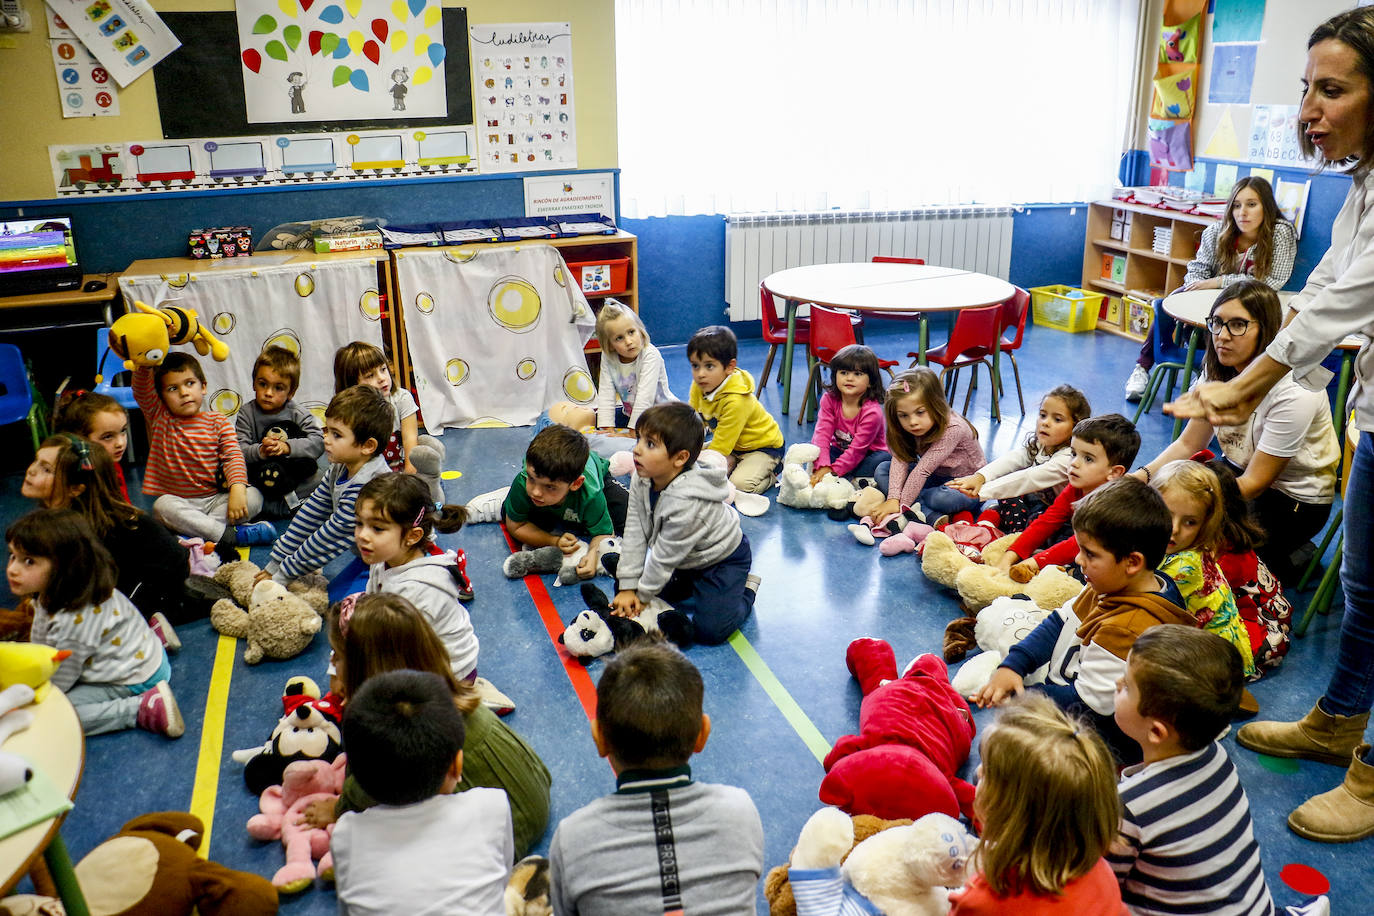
[763,813,911,916]
[209,561,325,664]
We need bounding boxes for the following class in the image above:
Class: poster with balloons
[236,0,448,124]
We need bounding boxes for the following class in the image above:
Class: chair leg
[962,365,978,414]
[1296,508,1343,592]
[1163,368,1179,403]
[797,360,822,426]
[1296,535,1344,637]
[1007,354,1025,415]
[758,344,778,395]
[1132,366,1165,424]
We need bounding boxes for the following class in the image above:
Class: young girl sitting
[858,368,984,539]
[334,341,445,501]
[945,385,1091,533]
[306,592,552,859]
[1150,460,1257,679]
[23,435,189,646]
[53,389,131,501]
[1206,458,1293,674]
[808,344,888,486]
[949,693,1125,914]
[549,300,675,433]
[8,508,183,738]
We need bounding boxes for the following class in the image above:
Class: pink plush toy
[246,755,347,894]
[879,521,934,556]
[820,639,977,822]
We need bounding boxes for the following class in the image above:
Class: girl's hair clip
[901,379,910,393]
[413,504,428,529]
[338,593,359,635]
[61,432,94,472]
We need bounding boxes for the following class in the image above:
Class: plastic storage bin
[565,257,629,295]
[1030,285,1104,333]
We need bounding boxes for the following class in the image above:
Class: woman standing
[1124,177,1297,399]
[1167,7,1374,844]
[1137,280,1338,581]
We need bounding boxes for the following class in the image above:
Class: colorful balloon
[332,39,350,59]
[423,5,440,28]
[363,40,380,65]
[391,0,408,23]
[321,32,340,55]
[347,30,364,53]
[283,25,301,51]
[301,0,315,10]
[409,0,427,18]
[308,30,322,55]
[319,5,344,25]
[370,18,388,42]
[412,65,432,86]
[265,40,288,62]
[276,0,296,19]
[413,34,430,55]
[242,48,262,74]
[332,65,351,87]
[426,42,445,66]
[252,15,277,35]
[346,0,363,17]
[389,30,407,52]
[349,69,370,91]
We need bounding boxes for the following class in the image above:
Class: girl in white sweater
[549,300,674,432]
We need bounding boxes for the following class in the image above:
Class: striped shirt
[1108,742,1274,916]
[264,454,391,581]
[133,366,247,497]
[789,867,883,916]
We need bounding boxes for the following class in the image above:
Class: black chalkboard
[154,9,472,139]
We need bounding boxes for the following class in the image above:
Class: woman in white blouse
[1168,6,1374,845]
[1137,280,1338,581]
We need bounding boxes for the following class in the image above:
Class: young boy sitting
[613,402,759,645]
[134,351,275,560]
[502,423,628,579]
[235,345,325,517]
[686,325,784,494]
[333,669,513,915]
[549,639,764,913]
[1109,625,1274,915]
[997,413,1139,582]
[257,385,392,588]
[973,476,1195,764]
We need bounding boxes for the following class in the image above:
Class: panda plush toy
[558,583,695,661]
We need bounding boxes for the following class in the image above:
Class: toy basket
[1029,285,1104,334]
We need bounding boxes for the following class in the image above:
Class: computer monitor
[0,215,83,297]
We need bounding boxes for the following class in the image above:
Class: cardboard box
[314,230,384,253]
[1110,218,1124,241]
[189,226,252,259]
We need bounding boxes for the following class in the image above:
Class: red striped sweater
[133,366,248,497]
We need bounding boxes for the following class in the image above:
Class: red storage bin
[565,256,629,295]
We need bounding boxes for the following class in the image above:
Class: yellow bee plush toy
[106,299,230,371]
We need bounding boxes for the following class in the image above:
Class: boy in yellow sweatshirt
[686,326,785,494]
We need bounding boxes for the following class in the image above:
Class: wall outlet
[0,0,30,32]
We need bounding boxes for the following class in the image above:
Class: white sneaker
[465,487,510,524]
[473,676,516,716]
[732,490,770,517]
[1124,365,1149,401]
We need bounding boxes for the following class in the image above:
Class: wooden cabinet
[1081,201,1214,340]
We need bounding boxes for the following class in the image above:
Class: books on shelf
[1112,186,1225,215]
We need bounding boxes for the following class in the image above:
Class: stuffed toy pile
[246,756,347,894]
[209,560,326,663]
[764,807,975,916]
[776,443,857,513]
[947,595,1051,697]
[921,530,1081,613]
[821,639,976,822]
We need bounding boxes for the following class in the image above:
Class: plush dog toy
[106,299,229,371]
[233,677,344,795]
[921,531,1081,613]
[246,755,347,894]
[948,595,1051,697]
[765,807,975,916]
[821,640,976,823]
[210,561,325,664]
[776,443,858,512]
[558,583,694,660]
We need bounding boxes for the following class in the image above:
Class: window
[616,0,1143,217]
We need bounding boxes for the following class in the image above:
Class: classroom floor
[4,319,1361,913]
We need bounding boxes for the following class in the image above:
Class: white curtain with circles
[616,0,1143,217]
[394,244,597,430]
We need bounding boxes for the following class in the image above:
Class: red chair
[757,282,811,394]
[992,287,1030,415]
[909,303,1005,418]
[798,305,900,424]
[871,256,925,265]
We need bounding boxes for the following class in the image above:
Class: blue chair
[0,343,48,453]
[1131,306,1188,424]
[93,326,140,460]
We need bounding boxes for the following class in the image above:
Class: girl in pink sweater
[808,345,888,485]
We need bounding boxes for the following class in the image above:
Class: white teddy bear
[949,595,1052,697]
[777,442,857,511]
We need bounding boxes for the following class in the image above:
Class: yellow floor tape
[187,632,237,856]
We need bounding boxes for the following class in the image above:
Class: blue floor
[4,319,1361,913]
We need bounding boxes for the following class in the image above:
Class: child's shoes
[473,677,516,716]
[149,612,181,654]
[454,548,475,602]
[234,521,278,546]
[137,681,185,738]
[465,487,510,524]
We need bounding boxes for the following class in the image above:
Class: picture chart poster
[1247,104,1303,168]
[470,23,577,173]
[43,0,180,88]
[236,0,448,124]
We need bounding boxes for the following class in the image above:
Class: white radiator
[725,207,1015,321]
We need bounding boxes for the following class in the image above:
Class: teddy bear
[232,676,344,795]
[821,639,976,823]
[607,449,771,516]
[920,531,1081,613]
[947,595,1051,697]
[210,561,326,663]
[503,536,622,584]
[214,559,329,616]
[765,807,975,916]
[246,755,348,894]
[776,443,858,513]
[558,582,694,660]
[6,812,280,916]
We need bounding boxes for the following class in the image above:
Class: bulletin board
[152,9,472,138]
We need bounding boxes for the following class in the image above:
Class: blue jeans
[847,449,888,482]
[69,653,171,735]
[1324,433,1374,722]
[918,479,983,518]
[657,534,755,646]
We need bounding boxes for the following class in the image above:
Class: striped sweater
[264,455,391,581]
[1108,742,1274,916]
[133,366,247,497]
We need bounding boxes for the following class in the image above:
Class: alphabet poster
[470,23,577,173]
[236,0,448,124]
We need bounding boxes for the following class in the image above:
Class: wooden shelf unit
[1082,201,1215,340]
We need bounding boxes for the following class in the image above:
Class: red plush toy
[820,638,977,821]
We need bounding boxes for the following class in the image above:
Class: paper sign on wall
[1208,44,1256,105]
[1214,163,1239,199]
[234,0,449,124]
[524,172,613,218]
[1247,104,1303,167]
[52,36,119,117]
[470,23,577,173]
[1275,178,1311,238]
[42,0,180,88]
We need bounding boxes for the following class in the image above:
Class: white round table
[762,263,1015,415]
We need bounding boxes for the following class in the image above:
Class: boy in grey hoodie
[611,402,758,645]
